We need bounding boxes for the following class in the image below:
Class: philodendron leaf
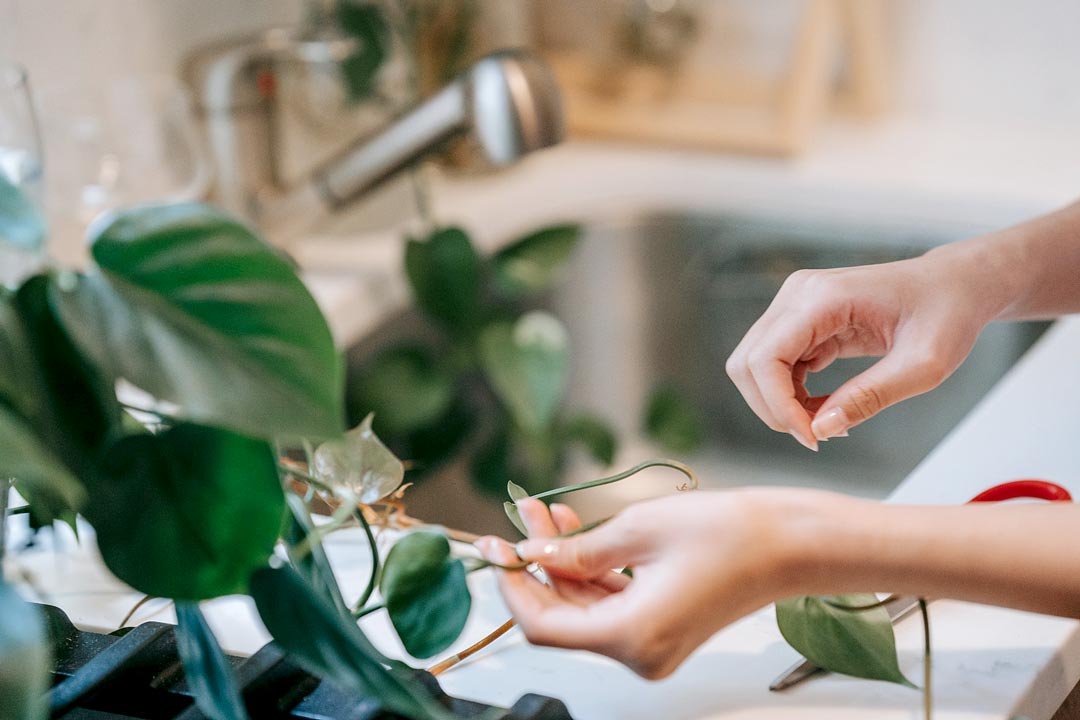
[51,202,344,440]
[350,345,453,436]
[379,532,471,659]
[313,413,404,504]
[775,594,915,688]
[250,565,454,720]
[90,424,284,600]
[0,582,49,720]
[479,311,569,433]
[492,223,580,296]
[0,172,46,250]
[0,405,86,521]
[503,480,529,535]
[643,384,704,454]
[561,414,617,466]
[404,227,482,335]
[175,602,249,720]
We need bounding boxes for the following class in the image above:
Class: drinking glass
[0,62,46,288]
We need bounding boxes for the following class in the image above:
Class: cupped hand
[476,491,807,679]
[725,249,1001,449]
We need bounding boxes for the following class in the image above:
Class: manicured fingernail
[811,408,849,441]
[515,540,557,561]
[791,430,818,452]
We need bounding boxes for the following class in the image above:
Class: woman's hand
[476,491,819,679]
[724,244,1013,449]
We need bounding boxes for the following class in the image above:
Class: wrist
[922,233,1029,324]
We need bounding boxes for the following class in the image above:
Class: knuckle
[846,382,886,420]
[909,345,949,384]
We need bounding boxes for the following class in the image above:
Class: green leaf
[350,345,453,436]
[492,224,580,296]
[0,172,46,250]
[404,227,482,335]
[250,564,454,720]
[643,384,704,454]
[379,532,471,659]
[0,582,49,720]
[336,0,389,102]
[52,202,343,440]
[175,602,249,720]
[0,405,86,520]
[503,480,529,536]
[0,292,40,422]
[561,414,617,465]
[90,424,284,600]
[313,413,404,504]
[284,493,349,619]
[470,427,510,498]
[479,312,568,433]
[775,594,915,688]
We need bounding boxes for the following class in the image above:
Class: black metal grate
[40,605,572,720]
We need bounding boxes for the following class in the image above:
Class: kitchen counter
[7,314,1080,719]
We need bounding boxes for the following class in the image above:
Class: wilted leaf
[776,594,915,688]
[0,582,49,720]
[52,202,343,440]
[91,424,283,600]
[350,345,453,436]
[643,384,704,454]
[404,227,482,335]
[314,414,404,504]
[479,312,568,433]
[250,565,453,720]
[380,532,471,659]
[492,224,580,296]
[175,602,249,720]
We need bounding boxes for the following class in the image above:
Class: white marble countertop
[7,315,1080,719]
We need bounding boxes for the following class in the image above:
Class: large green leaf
[0,582,49,720]
[478,312,568,433]
[90,424,284,600]
[314,414,404,504]
[250,565,454,720]
[0,173,46,250]
[349,345,453,436]
[775,594,915,688]
[404,227,482,335]
[175,602,249,720]
[379,532,471,659]
[643,384,704,454]
[492,224,580,296]
[0,405,85,520]
[52,202,343,440]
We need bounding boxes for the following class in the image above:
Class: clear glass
[0,62,46,288]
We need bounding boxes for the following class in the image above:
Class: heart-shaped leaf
[404,227,482,335]
[492,224,580,296]
[52,202,343,440]
[250,565,453,720]
[479,312,568,433]
[349,345,453,436]
[313,414,404,504]
[0,582,49,720]
[775,594,915,688]
[90,424,284,600]
[379,532,471,659]
[175,602,250,720]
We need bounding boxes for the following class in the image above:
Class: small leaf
[479,312,569,433]
[313,413,404,504]
[350,345,453,436]
[643,384,704,454]
[404,227,482,335]
[0,172,46,250]
[250,565,453,720]
[492,224,580,296]
[0,582,49,720]
[0,405,86,520]
[379,532,471,659]
[91,424,284,600]
[506,480,529,503]
[775,594,915,688]
[175,602,250,720]
[503,481,530,536]
[561,414,617,465]
[52,202,344,440]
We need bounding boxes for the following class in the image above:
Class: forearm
[783,495,1080,618]
[926,199,1080,321]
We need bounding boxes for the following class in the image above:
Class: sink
[345,211,1049,533]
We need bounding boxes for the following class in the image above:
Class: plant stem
[353,509,380,613]
[353,601,385,619]
[4,505,29,516]
[822,594,903,613]
[428,618,516,676]
[528,459,698,504]
[920,597,932,720]
[0,478,9,561]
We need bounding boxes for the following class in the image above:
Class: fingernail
[811,408,849,441]
[515,540,557,561]
[791,430,819,452]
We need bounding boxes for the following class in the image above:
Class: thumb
[811,348,950,440]
[515,518,641,580]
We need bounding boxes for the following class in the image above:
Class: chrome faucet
[182,29,564,242]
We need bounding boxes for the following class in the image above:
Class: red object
[968,479,1072,504]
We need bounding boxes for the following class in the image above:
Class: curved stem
[920,597,932,720]
[353,601,385,619]
[529,459,698,504]
[822,594,904,613]
[353,509,380,612]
